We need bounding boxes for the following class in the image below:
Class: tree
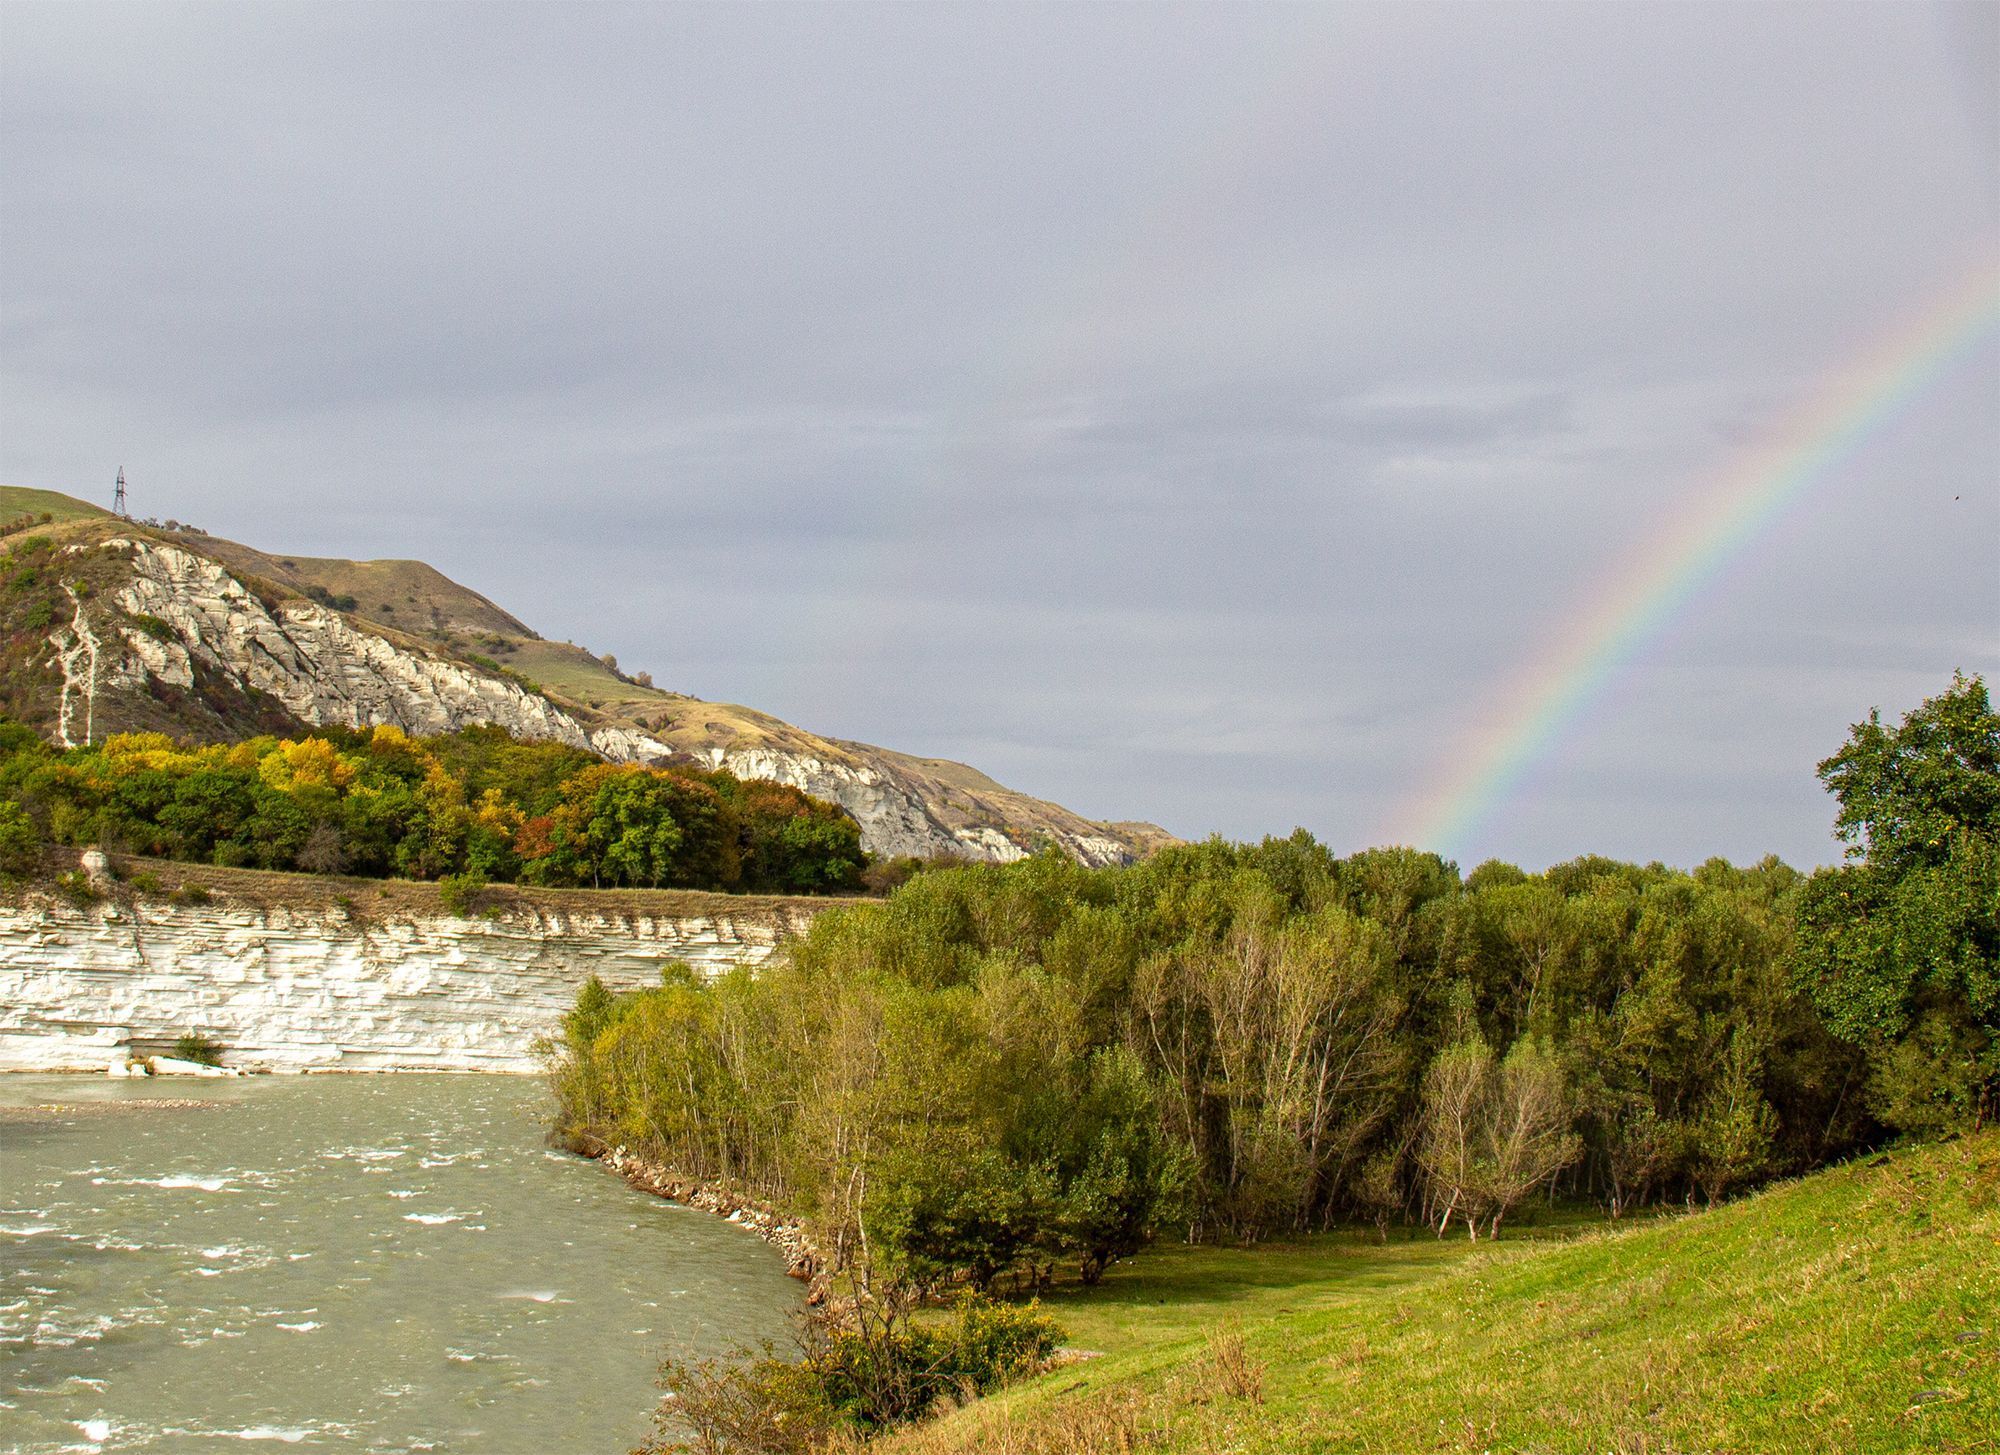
[1792,674,2000,1133]
[1417,1034,1581,1238]
[0,800,39,877]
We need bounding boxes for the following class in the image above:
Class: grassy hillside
[0,484,112,527]
[196,540,538,639]
[883,1132,1997,1455]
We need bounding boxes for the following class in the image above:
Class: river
[0,1074,800,1453]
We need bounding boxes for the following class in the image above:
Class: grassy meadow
[877,1131,1997,1455]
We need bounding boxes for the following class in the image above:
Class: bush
[171,882,212,906]
[0,801,40,878]
[172,1031,224,1066]
[642,1297,1065,1453]
[438,868,495,918]
[303,584,358,612]
[128,870,164,895]
[53,869,99,906]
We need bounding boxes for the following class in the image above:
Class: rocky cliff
[0,489,1172,865]
[0,857,834,1073]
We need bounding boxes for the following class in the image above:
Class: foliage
[172,1030,224,1066]
[1416,1033,1582,1237]
[642,1297,1065,1453]
[1792,673,1999,1133]
[0,718,866,896]
[437,868,496,917]
[876,1132,1999,1455]
[551,826,1873,1296]
[0,799,40,878]
[302,584,358,613]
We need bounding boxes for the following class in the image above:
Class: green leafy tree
[1792,673,2000,1133]
[0,799,40,877]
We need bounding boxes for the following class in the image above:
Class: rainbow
[1389,253,2000,863]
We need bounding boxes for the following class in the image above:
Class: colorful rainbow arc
[1390,254,2000,864]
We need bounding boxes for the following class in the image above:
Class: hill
[0,486,1172,864]
[884,1132,1997,1454]
[1,485,109,527]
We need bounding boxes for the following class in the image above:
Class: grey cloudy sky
[4,1,1996,870]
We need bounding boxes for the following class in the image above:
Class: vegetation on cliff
[0,488,1173,866]
[0,718,866,894]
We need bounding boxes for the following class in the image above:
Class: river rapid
[0,1075,800,1453]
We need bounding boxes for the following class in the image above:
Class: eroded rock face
[106,540,604,747]
[698,746,994,862]
[0,892,821,1073]
[42,539,1160,866]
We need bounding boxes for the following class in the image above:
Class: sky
[3,1,1995,871]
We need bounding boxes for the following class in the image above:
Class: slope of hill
[881,1132,1997,1455]
[0,487,1171,864]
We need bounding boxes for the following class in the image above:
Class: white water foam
[90,1174,234,1192]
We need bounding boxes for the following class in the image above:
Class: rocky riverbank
[579,1135,826,1298]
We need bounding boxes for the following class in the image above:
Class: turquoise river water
[0,1074,799,1453]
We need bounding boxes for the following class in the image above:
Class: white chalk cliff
[0,881,822,1073]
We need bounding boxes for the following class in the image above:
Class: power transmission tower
[113,467,128,517]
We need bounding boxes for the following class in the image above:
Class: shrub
[642,1297,1065,1453]
[1193,1325,1265,1404]
[172,1030,224,1066]
[129,870,164,895]
[438,868,496,918]
[170,883,212,906]
[54,869,99,906]
[128,614,177,642]
[302,584,358,612]
[0,801,40,878]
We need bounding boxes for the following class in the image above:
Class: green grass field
[881,1131,1997,1454]
[1,484,112,526]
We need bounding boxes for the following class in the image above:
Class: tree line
[0,720,867,895]
[549,674,1996,1294]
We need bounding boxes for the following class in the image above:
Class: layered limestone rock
[698,746,1021,863]
[33,533,1168,865]
[0,889,821,1073]
[100,538,632,751]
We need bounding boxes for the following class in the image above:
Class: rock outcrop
[99,538,642,754]
[5,492,1174,865]
[0,872,827,1073]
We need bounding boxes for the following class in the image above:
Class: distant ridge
[0,485,1174,865]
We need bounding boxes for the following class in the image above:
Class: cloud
[3,1,1994,869]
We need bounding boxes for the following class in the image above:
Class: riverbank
[569,1131,827,1298]
[1,851,847,1073]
